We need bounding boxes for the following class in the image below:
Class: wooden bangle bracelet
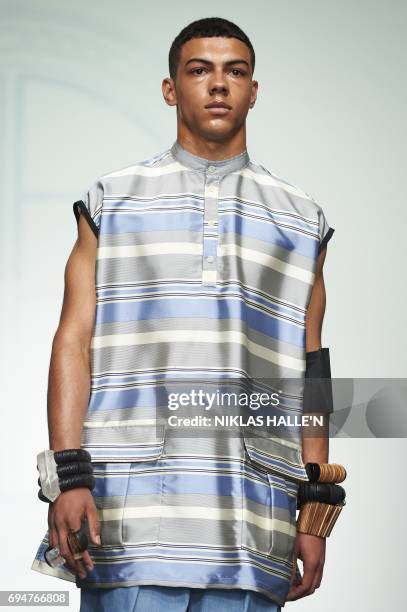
[296,501,344,537]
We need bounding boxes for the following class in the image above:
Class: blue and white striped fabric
[31,141,334,608]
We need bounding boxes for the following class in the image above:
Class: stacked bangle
[36,448,95,503]
[296,462,347,538]
[297,482,346,507]
[305,462,346,483]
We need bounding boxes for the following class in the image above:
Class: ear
[249,80,259,109]
[162,77,177,107]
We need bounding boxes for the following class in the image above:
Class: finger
[67,517,91,578]
[287,567,302,597]
[289,543,299,586]
[48,524,59,550]
[75,557,87,579]
[47,506,59,550]
[57,523,86,578]
[312,564,324,590]
[56,524,79,575]
[47,505,55,532]
[81,550,94,573]
[86,502,101,546]
[286,559,318,600]
[293,562,302,586]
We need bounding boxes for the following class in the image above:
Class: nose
[208,69,229,94]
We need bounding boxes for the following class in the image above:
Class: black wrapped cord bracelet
[53,449,92,464]
[297,482,346,509]
[36,461,93,484]
[57,461,94,478]
[37,472,95,491]
[38,473,95,502]
[36,448,95,503]
[59,473,96,493]
[38,489,51,503]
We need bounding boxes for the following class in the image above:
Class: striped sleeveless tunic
[32,140,334,607]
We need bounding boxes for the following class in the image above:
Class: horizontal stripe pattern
[33,141,334,606]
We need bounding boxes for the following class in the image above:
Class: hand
[47,488,101,579]
[286,532,326,601]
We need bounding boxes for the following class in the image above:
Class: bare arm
[287,245,331,601]
[46,214,101,579]
[48,214,97,450]
[302,245,330,465]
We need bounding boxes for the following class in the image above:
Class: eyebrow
[185,57,250,69]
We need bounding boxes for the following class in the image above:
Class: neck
[176,126,247,161]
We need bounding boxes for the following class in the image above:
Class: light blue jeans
[80,585,281,611]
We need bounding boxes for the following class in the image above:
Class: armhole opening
[318,227,335,254]
[73,200,99,239]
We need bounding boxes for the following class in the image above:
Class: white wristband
[37,450,61,502]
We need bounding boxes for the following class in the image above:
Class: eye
[192,67,207,75]
[231,68,243,76]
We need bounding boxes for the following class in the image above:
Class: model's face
[163,37,258,142]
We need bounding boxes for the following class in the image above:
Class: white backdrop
[1,1,406,610]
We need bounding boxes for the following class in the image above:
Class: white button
[207,165,216,173]
[206,255,214,263]
[208,219,215,227]
[207,185,217,194]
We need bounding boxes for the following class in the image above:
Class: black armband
[303,347,334,414]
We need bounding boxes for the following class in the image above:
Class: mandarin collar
[170,140,250,176]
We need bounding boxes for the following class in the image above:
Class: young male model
[32,17,335,611]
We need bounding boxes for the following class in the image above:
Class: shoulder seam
[249,160,318,205]
[98,149,171,181]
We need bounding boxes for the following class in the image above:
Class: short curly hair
[169,17,255,80]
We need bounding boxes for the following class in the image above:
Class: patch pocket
[242,428,308,482]
[80,424,165,547]
[267,472,297,561]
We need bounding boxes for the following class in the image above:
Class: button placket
[202,172,220,287]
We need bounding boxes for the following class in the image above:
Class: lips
[205,102,232,116]
[205,102,232,110]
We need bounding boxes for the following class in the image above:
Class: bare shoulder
[56,214,97,344]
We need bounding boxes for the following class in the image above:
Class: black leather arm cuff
[303,347,334,414]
